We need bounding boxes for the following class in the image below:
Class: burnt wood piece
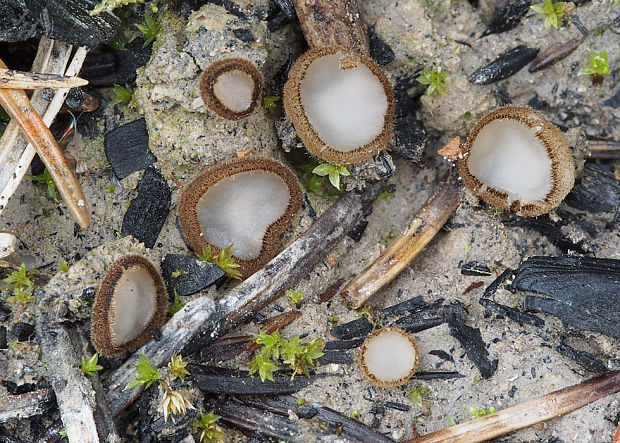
[481,0,531,37]
[501,215,587,255]
[190,366,312,395]
[317,349,352,364]
[415,371,465,380]
[480,298,545,327]
[391,76,428,162]
[565,161,620,214]
[104,119,156,180]
[515,256,620,339]
[237,395,395,443]
[79,52,117,87]
[0,0,120,48]
[121,167,171,248]
[113,37,152,85]
[469,45,539,85]
[447,304,498,379]
[461,261,492,276]
[556,343,607,374]
[0,388,55,423]
[368,26,395,66]
[160,254,225,297]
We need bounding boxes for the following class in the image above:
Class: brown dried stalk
[588,139,620,160]
[0,56,90,228]
[0,68,88,89]
[409,370,620,443]
[341,172,460,308]
[292,0,370,55]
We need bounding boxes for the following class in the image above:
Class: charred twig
[409,371,620,443]
[292,0,370,55]
[0,68,88,89]
[104,181,382,416]
[190,366,313,395]
[588,139,620,159]
[342,172,461,308]
[0,388,55,423]
[0,55,89,228]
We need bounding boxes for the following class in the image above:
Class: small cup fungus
[178,157,302,278]
[459,106,575,216]
[358,327,419,387]
[283,47,394,165]
[199,58,263,120]
[91,255,167,356]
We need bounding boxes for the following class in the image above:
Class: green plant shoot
[530,0,567,29]
[25,169,59,203]
[577,50,610,76]
[262,96,280,113]
[248,353,279,382]
[416,67,448,96]
[125,353,161,390]
[286,289,303,305]
[113,84,132,105]
[312,163,350,190]
[136,13,162,47]
[199,244,242,279]
[193,411,225,443]
[80,353,104,377]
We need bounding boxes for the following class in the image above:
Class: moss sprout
[530,0,568,30]
[577,50,610,77]
[416,67,448,96]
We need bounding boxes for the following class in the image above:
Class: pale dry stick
[292,0,370,55]
[0,47,90,228]
[588,139,620,160]
[0,388,55,423]
[341,172,461,309]
[0,68,88,89]
[409,370,620,443]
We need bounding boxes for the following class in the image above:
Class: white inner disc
[109,266,157,345]
[300,52,388,152]
[196,170,290,261]
[363,330,417,383]
[467,119,553,203]
[213,70,254,112]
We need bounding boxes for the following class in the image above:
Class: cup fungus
[459,106,575,216]
[178,157,302,278]
[199,58,263,120]
[91,255,167,356]
[283,47,394,165]
[358,327,418,387]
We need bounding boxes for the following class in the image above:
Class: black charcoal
[516,256,620,339]
[113,38,153,85]
[368,26,395,66]
[565,161,619,214]
[233,28,255,43]
[480,298,545,327]
[556,343,607,373]
[481,0,531,37]
[347,220,369,242]
[121,167,171,248]
[461,261,493,276]
[414,371,464,380]
[429,349,454,363]
[9,322,35,342]
[317,350,352,365]
[161,254,225,297]
[104,119,156,180]
[469,45,539,85]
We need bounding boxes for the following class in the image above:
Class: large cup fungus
[459,106,575,216]
[199,58,263,120]
[178,157,302,278]
[91,255,167,356]
[283,47,394,165]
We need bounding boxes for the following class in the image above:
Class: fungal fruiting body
[199,58,263,120]
[459,106,575,216]
[178,157,302,278]
[358,327,418,387]
[283,47,394,165]
[91,255,167,356]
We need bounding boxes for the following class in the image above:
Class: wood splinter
[341,171,461,308]
[409,370,620,443]
[0,68,88,90]
[0,56,90,228]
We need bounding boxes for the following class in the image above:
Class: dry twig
[0,388,55,423]
[341,172,460,308]
[0,68,88,89]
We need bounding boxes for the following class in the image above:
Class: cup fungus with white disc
[283,47,395,165]
[91,255,168,356]
[199,58,263,120]
[459,106,575,216]
[358,327,419,387]
[178,157,302,278]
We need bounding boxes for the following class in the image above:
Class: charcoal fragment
[469,45,539,85]
[267,0,297,31]
[414,371,464,380]
[390,76,428,162]
[515,256,620,338]
[1,380,37,395]
[121,167,171,248]
[480,298,544,327]
[482,0,531,37]
[191,365,311,394]
[233,28,255,43]
[104,119,157,180]
[384,401,410,412]
[447,304,498,378]
[347,220,368,242]
[461,261,492,276]
[0,326,6,349]
[603,90,620,109]
[556,343,607,373]
[9,322,35,342]
[565,161,619,213]
[161,254,225,297]
[113,37,153,85]
[368,26,395,66]
[330,317,373,340]
[317,349,352,365]
[430,349,454,363]
[324,338,364,350]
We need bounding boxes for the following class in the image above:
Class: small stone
[9,322,35,342]
[348,220,369,242]
[160,254,226,297]
[104,119,157,180]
